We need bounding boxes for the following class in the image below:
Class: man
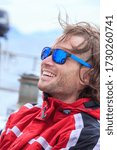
[0,20,100,149]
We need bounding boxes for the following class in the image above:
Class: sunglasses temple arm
[70,54,92,68]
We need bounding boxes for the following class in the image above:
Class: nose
[41,55,54,66]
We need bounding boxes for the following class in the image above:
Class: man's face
[38,35,86,102]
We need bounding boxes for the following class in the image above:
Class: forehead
[53,35,85,51]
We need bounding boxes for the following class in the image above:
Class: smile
[42,70,56,78]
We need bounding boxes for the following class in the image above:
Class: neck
[47,92,79,104]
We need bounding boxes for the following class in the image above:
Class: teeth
[43,71,56,77]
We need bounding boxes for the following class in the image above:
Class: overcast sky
[0,0,100,33]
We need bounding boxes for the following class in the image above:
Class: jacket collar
[42,93,100,120]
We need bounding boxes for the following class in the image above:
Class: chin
[38,83,48,92]
[37,82,43,90]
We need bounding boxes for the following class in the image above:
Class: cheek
[57,62,81,87]
[61,69,80,86]
[68,69,82,88]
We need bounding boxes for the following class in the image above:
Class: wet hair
[58,15,100,102]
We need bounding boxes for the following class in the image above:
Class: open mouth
[42,70,56,78]
[41,69,56,81]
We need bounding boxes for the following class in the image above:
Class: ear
[79,67,90,85]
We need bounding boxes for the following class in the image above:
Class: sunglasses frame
[41,47,92,68]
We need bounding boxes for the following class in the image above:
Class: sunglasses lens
[41,47,51,60]
[53,49,67,64]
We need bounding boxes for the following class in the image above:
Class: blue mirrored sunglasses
[41,47,92,68]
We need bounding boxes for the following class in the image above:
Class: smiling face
[38,35,88,103]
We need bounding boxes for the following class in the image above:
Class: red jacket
[0,96,100,150]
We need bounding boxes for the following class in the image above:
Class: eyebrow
[53,46,75,53]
